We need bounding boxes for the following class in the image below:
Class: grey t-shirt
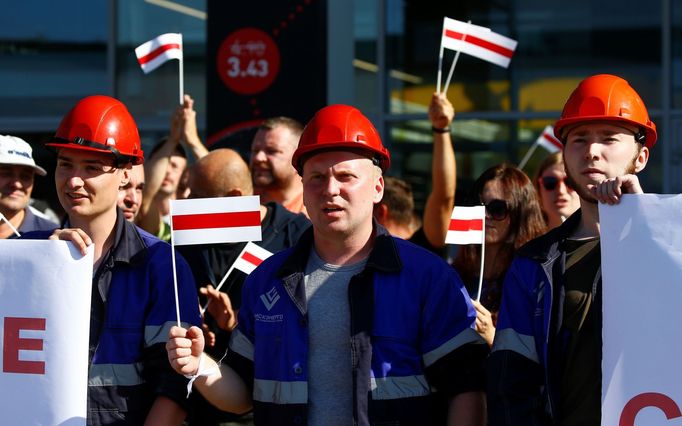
[304,249,367,426]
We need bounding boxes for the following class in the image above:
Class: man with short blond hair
[167,105,487,426]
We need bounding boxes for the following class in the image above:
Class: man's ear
[373,174,385,204]
[633,146,649,173]
[374,202,389,223]
[120,165,131,186]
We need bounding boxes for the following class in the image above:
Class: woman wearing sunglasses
[452,163,546,346]
[534,152,580,230]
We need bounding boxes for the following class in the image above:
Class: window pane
[0,1,107,119]
[384,0,661,115]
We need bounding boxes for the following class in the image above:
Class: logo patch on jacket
[260,286,280,311]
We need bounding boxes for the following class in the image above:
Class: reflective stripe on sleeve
[370,374,430,400]
[228,328,255,361]
[422,327,483,367]
[491,328,539,363]
[89,362,144,386]
[253,379,308,404]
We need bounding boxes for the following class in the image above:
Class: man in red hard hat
[167,104,488,425]
[22,95,201,425]
[488,74,655,425]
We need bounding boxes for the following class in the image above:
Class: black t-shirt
[408,226,447,259]
[559,237,602,426]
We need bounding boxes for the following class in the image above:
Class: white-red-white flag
[233,242,273,275]
[135,33,183,74]
[170,196,261,246]
[441,17,517,68]
[536,125,562,153]
[445,205,485,245]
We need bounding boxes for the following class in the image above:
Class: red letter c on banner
[620,392,682,426]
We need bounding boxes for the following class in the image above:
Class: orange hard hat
[292,104,390,174]
[554,74,657,148]
[47,95,144,165]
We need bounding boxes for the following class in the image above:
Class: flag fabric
[445,205,485,245]
[135,33,183,74]
[536,125,562,153]
[441,17,517,68]
[170,196,261,246]
[233,242,273,275]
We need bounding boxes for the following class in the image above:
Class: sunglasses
[483,199,509,221]
[540,176,574,191]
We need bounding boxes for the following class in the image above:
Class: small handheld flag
[170,196,261,246]
[135,33,183,74]
[446,205,487,300]
[518,125,562,170]
[135,33,184,104]
[168,195,262,326]
[233,242,273,275]
[536,125,562,154]
[446,205,485,245]
[441,17,517,69]
[201,242,273,315]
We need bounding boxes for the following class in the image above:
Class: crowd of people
[0,73,656,425]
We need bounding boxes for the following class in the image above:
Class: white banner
[601,194,682,425]
[0,240,93,425]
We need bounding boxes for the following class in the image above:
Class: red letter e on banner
[3,317,46,374]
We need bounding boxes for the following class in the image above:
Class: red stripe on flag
[543,133,563,150]
[137,43,181,65]
[444,30,514,59]
[449,218,484,232]
[241,251,264,267]
[172,211,260,231]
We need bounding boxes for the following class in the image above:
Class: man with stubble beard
[488,74,657,425]
[249,117,307,216]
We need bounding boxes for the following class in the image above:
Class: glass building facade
[1,0,680,212]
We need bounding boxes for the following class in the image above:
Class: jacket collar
[104,208,148,267]
[276,220,402,279]
[275,220,402,316]
[517,208,583,262]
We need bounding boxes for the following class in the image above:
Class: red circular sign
[217,28,281,95]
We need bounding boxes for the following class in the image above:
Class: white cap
[0,135,47,176]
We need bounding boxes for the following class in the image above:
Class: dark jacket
[23,210,202,425]
[487,211,597,425]
[226,225,488,425]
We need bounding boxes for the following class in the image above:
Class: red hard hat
[47,95,144,165]
[554,74,657,148]
[292,104,390,174]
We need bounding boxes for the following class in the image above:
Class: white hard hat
[0,135,47,176]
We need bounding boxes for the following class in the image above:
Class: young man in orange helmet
[166,104,488,425]
[488,74,656,425]
[23,95,201,425]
